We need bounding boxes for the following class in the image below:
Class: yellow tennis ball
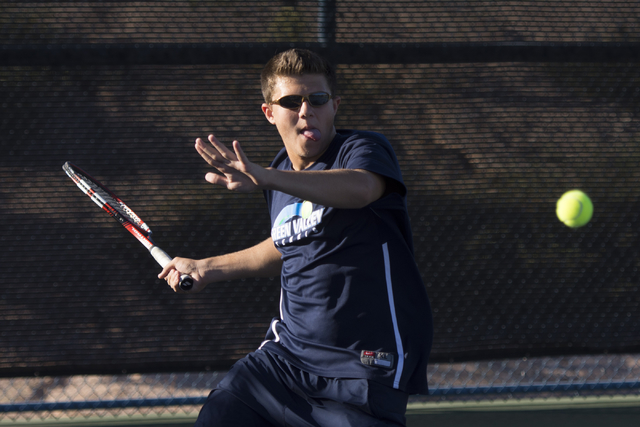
[556,190,593,228]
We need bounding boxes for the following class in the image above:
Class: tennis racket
[62,162,193,291]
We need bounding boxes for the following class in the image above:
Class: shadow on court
[407,406,640,427]
[20,407,640,427]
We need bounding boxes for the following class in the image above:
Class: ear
[262,103,276,125]
[332,96,341,116]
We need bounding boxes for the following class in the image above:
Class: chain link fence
[2,353,640,423]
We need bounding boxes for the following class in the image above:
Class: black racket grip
[179,275,194,291]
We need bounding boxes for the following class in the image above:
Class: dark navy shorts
[193,348,409,427]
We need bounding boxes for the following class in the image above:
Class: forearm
[200,237,282,283]
[261,168,385,209]
[195,136,385,208]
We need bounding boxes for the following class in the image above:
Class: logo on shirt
[360,350,396,369]
[271,201,325,247]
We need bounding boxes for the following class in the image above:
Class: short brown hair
[261,49,337,103]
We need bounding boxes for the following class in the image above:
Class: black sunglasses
[271,92,332,110]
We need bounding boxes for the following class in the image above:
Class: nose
[298,100,313,117]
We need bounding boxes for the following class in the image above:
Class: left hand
[195,134,266,192]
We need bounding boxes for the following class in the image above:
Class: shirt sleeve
[335,131,407,197]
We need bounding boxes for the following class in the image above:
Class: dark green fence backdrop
[1,1,640,377]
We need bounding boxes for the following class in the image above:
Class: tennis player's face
[262,74,340,171]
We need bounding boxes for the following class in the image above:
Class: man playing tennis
[159,48,433,427]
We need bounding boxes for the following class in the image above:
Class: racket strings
[104,192,149,232]
[79,174,149,233]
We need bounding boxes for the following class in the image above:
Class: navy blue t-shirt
[261,130,433,394]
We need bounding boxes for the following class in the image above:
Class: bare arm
[261,168,385,209]
[158,237,282,293]
[195,135,386,208]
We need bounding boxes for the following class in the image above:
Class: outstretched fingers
[208,134,239,163]
[195,136,223,165]
[232,140,251,169]
[195,134,261,192]
[196,135,241,171]
[204,171,230,186]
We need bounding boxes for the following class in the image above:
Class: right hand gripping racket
[63,162,193,291]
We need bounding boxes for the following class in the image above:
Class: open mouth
[301,128,321,141]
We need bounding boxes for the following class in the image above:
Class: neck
[291,128,337,171]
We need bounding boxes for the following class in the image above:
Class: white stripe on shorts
[382,242,404,389]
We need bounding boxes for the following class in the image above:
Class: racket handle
[150,246,193,291]
[179,275,194,291]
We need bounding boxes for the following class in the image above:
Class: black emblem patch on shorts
[360,350,396,369]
